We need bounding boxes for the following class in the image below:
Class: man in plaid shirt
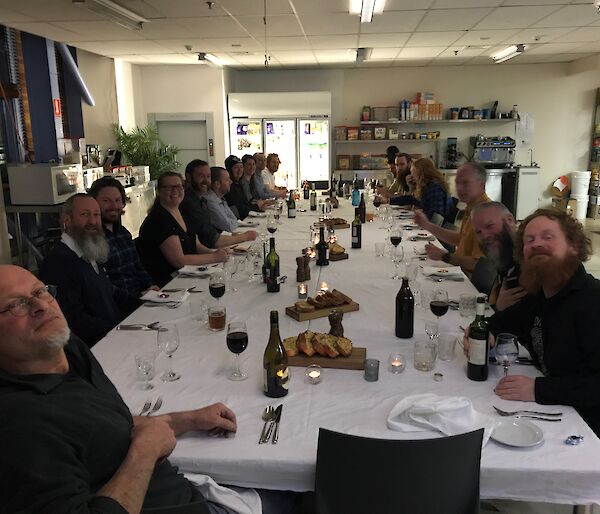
[89,177,158,299]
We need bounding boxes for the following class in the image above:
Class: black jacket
[224,181,259,220]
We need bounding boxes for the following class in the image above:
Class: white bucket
[571,193,589,220]
[571,171,592,196]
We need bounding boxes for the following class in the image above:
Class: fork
[138,398,152,416]
[146,397,163,416]
[493,405,563,417]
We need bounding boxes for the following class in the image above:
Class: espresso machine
[470,135,516,167]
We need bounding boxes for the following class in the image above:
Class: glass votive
[305,364,322,384]
[298,283,308,299]
[364,358,380,382]
[388,353,406,374]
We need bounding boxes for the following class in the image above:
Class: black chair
[315,428,484,514]
[471,257,498,297]
[446,196,459,225]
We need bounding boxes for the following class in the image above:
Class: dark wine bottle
[358,193,366,223]
[467,296,489,381]
[263,311,289,398]
[266,237,280,293]
[337,174,344,197]
[303,180,309,200]
[351,207,362,249]
[287,190,296,218]
[262,241,267,283]
[395,277,414,338]
[330,176,337,198]
[316,226,329,266]
[310,183,317,211]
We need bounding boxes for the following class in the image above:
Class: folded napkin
[177,265,218,278]
[387,393,496,446]
[248,211,267,218]
[238,220,258,227]
[141,290,190,304]
[422,265,463,277]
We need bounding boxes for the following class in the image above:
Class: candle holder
[319,281,329,292]
[298,283,308,299]
[305,364,322,384]
[388,352,406,374]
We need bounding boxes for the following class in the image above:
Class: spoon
[258,406,276,444]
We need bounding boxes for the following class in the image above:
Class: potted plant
[112,124,179,180]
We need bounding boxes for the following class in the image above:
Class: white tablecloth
[93,200,600,506]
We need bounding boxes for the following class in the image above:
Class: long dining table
[92,197,600,509]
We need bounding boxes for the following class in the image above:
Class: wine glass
[429,289,449,320]
[425,320,439,341]
[226,321,248,381]
[157,324,181,382]
[389,226,403,247]
[223,257,238,293]
[209,271,226,301]
[267,214,277,235]
[495,333,519,377]
[134,351,156,390]
[373,196,382,216]
[390,245,404,280]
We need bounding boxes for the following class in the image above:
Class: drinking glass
[134,351,156,390]
[374,242,386,257]
[459,294,476,319]
[429,289,449,320]
[209,271,226,301]
[223,258,238,293]
[414,339,437,372]
[390,245,404,280]
[208,305,227,331]
[226,321,248,381]
[157,324,181,382]
[266,214,277,235]
[425,320,439,341]
[437,334,457,361]
[495,333,519,376]
[389,226,403,247]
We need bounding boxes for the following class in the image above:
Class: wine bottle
[351,207,361,249]
[287,190,296,218]
[395,277,414,338]
[467,296,489,381]
[330,176,337,198]
[263,311,289,398]
[310,183,317,211]
[303,180,309,200]
[358,193,366,223]
[351,174,360,206]
[316,226,329,266]
[266,237,280,293]
[262,241,267,283]
[337,174,344,197]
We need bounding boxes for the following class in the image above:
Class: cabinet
[122,182,156,238]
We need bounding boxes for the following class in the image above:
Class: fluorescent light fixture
[197,52,223,67]
[349,0,385,23]
[355,47,372,63]
[491,44,526,63]
[73,0,149,30]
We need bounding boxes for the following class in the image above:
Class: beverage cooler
[228,92,332,191]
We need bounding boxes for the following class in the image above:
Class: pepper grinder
[296,256,306,282]
[303,255,311,281]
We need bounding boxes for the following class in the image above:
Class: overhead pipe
[55,42,95,107]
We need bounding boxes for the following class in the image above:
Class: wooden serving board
[285,301,359,321]
[329,252,348,261]
[331,223,350,229]
[288,347,366,370]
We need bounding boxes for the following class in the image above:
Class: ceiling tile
[452,29,519,46]
[237,15,304,37]
[73,40,173,56]
[261,37,310,51]
[358,33,411,47]
[438,47,486,58]
[398,46,446,58]
[144,0,226,17]
[525,42,588,54]
[430,56,473,66]
[308,35,358,49]
[578,42,600,52]
[0,8,35,23]
[134,19,196,39]
[406,31,465,47]
[370,48,402,59]
[549,27,600,44]
[532,4,600,28]
[392,59,432,67]
[384,0,436,9]
[417,8,493,31]
[500,0,573,5]
[474,5,562,30]
[176,16,251,38]
[299,13,360,35]
[431,0,502,7]
[290,0,349,14]
[542,53,594,62]
[53,21,145,41]
[7,22,83,43]
[269,51,317,63]
[502,27,575,45]
[157,38,264,53]
[314,49,357,63]
[360,10,427,33]
[9,0,105,22]
[218,0,294,15]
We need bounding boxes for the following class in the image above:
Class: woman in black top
[138,172,229,287]
[224,155,270,219]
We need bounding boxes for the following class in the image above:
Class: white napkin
[422,265,463,277]
[248,211,267,218]
[238,220,258,227]
[141,290,190,303]
[184,473,261,514]
[387,394,496,446]
[177,265,217,277]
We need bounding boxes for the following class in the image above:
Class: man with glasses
[39,193,134,347]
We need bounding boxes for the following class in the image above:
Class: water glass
[437,334,457,361]
[414,339,437,372]
[459,294,477,318]
[374,242,386,257]
[134,351,156,390]
[208,305,226,331]
[364,359,380,381]
[425,320,439,340]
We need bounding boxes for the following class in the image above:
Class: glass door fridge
[264,119,297,190]
[298,119,329,186]
[229,119,263,158]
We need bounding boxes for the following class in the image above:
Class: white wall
[76,49,119,146]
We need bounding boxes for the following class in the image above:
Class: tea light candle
[305,364,322,384]
[298,283,308,299]
[388,353,406,374]
[308,248,316,259]
[319,281,329,292]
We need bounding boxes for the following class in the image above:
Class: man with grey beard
[40,193,134,347]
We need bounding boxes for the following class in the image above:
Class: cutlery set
[139,397,163,416]
[493,405,563,422]
[118,322,160,331]
[259,404,283,444]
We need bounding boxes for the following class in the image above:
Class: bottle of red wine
[303,180,309,200]
[395,277,414,338]
[467,296,489,381]
[330,176,337,198]
[351,207,361,249]
[266,237,280,293]
[310,183,317,211]
[262,241,267,283]
[316,226,329,266]
[337,173,344,197]
[358,193,366,223]
[287,190,296,218]
[263,311,289,398]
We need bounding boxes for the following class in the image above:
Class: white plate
[491,419,544,447]
[238,220,259,227]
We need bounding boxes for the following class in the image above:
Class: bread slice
[333,336,353,357]
[297,331,316,357]
[312,333,339,358]
[295,300,315,313]
[332,289,353,304]
[308,295,328,309]
[282,336,298,357]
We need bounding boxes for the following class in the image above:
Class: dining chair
[470,257,498,297]
[314,428,484,514]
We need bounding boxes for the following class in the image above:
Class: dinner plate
[248,211,267,218]
[238,221,259,227]
[491,419,544,447]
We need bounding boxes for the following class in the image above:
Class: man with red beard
[488,208,600,435]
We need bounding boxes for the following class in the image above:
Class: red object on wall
[53,98,61,117]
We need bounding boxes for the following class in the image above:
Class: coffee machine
[470,135,516,167]
[445,137,458,168]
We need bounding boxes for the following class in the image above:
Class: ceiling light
[73,0,149,30]
[197,52,223,67]
[491,44,526,64]
[349,0,385,23]
[356,47,372,63]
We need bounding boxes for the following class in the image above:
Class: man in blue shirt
[203,167,241,233]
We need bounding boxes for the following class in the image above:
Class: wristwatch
[441,252,452,264]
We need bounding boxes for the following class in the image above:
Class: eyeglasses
[160,185,184,192]
[0,285,58,317]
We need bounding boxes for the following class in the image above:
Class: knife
[260,404,281,444]
[271,404,283,444]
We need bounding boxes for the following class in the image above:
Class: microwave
[7,163,84,205]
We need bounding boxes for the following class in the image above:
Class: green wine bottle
[351,207,361,249]
[266,237,280,293]
[263,311,289,398]
[287,190,296,218]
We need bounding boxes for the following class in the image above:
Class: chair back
[471,257,498,296]
[315,428,483,514]
[430,212,445,227]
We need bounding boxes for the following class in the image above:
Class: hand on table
[188,402,237,435]
[495,375,536,402]
[131,417,177,462]
[242,230,258,242]
[496,282,527,312]
[213,248,231,263]
[425,243,447,262]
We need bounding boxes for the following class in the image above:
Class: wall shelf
[359,119,517,125]
[335,139,442,144]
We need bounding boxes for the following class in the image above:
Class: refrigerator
[229,119,263,156]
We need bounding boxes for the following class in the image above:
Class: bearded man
[40,193,134,347]
[486,208,600,435]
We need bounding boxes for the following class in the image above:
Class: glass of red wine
[209,271,226,302]
[390,227,403,247]
[429,289,449,320]
[226,321,248,381]
[267,214,277,235]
